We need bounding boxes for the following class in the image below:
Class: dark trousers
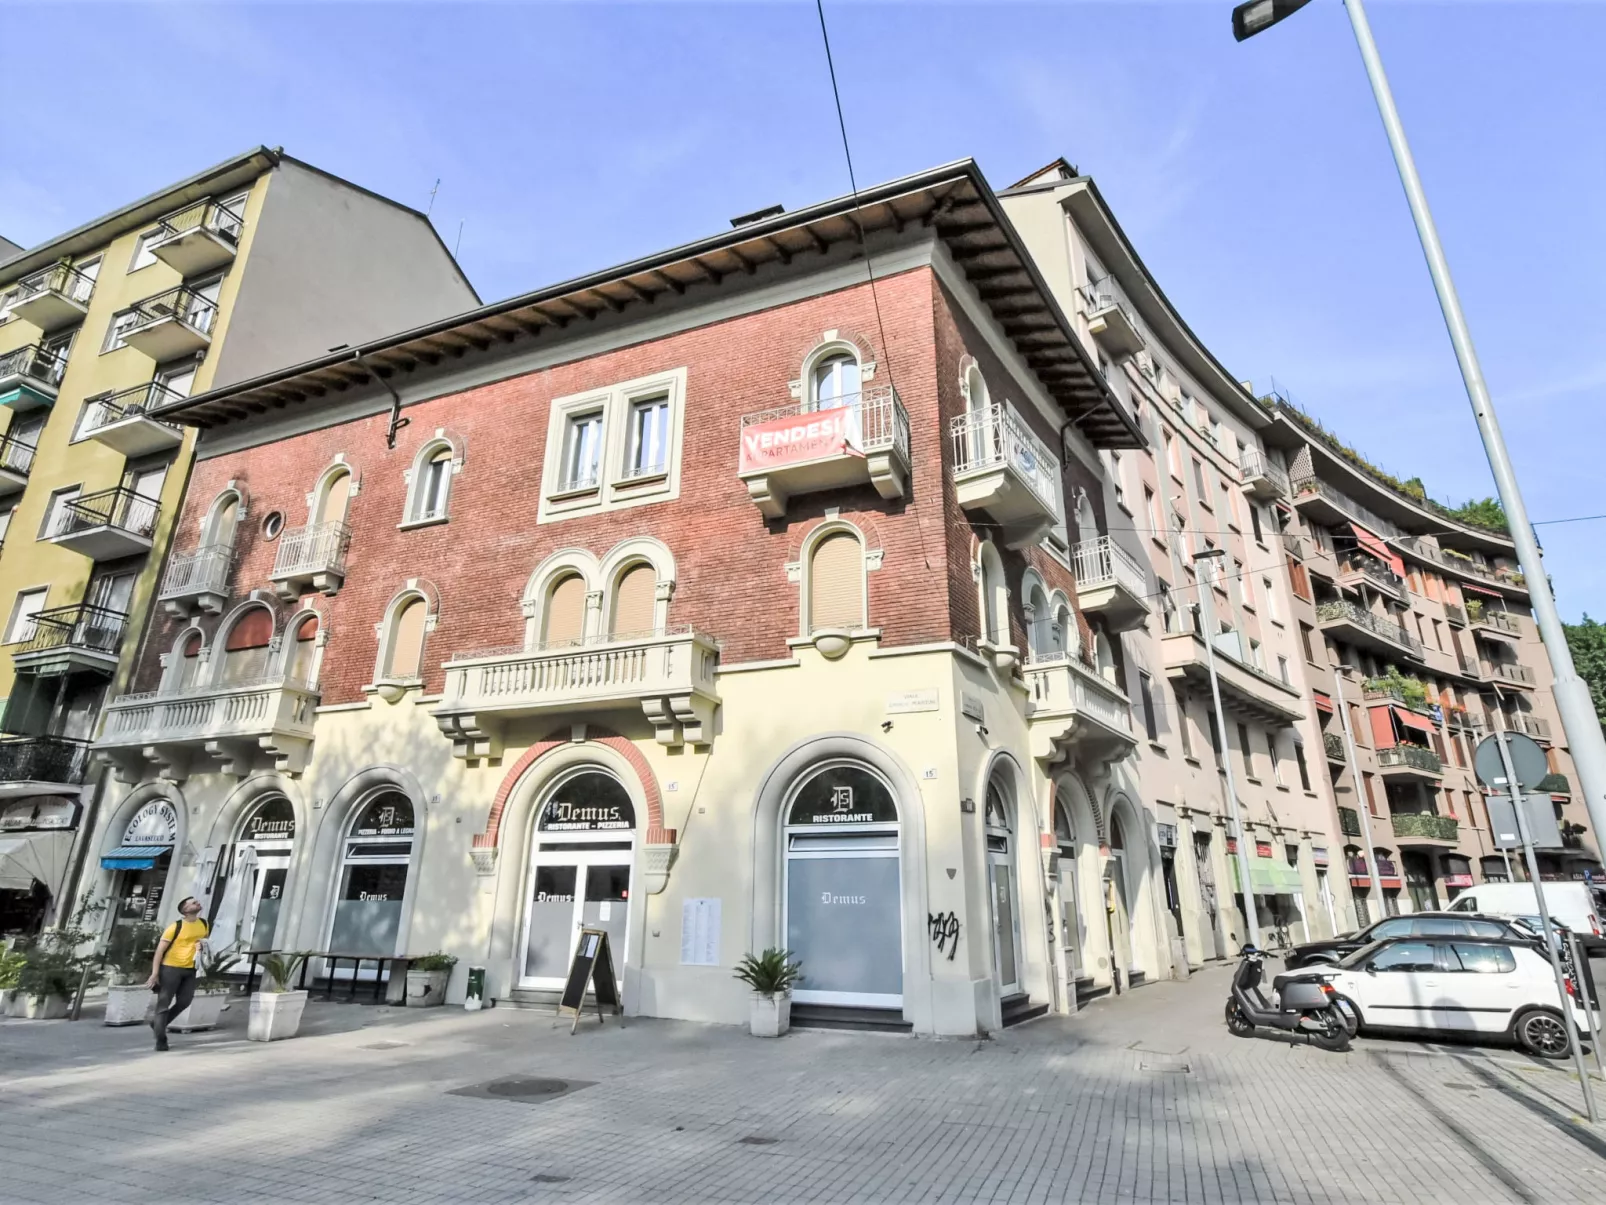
[153,965,196,1043]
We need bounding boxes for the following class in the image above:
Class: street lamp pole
[1232,0,1606,870]
[1193,549,1261,949]
[1331,665,1386,916]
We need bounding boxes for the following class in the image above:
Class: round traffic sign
[1474,731,1549,792]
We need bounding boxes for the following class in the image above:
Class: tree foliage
[1564,615,1606,731]
[1447,496,1509,532]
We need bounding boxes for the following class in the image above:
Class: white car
[1328,936,1596,1058]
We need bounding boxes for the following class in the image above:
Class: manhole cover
[530,1174,571,1184]
[449,1076,592,1104]
[739,1136,779,1146]
[1139,1060,1191,1074]
[360,1041,409,1050]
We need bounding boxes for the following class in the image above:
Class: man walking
[147,896,208,1052]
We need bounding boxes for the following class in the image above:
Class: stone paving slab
[1,966,1603,1204]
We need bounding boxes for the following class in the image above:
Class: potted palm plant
[405,952,456,1007]
[102,922,163,1026]
[171,945,240,1032]
[733,948,802,1038]
[247,951,310,1042]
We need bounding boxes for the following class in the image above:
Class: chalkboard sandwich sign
[558,928,621,1034]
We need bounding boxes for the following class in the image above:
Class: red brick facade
[138,265,1094,703]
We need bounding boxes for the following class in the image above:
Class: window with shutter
[318,470,352,525]
[544,574,587,646]
[387,598,427,679]
[809,531,863,633]
[611,564,656,638]
[287,615,320,683]
[178,630,204,690]
[222,606,274,683]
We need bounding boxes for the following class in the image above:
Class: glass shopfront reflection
[329,793,415,956]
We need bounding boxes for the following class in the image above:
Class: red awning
[1312,691,1334,714]
[1351,523,1406,578]
[1464,583,1502,599]
[1393,706,1436,735]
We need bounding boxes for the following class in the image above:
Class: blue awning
[100,845,171,870]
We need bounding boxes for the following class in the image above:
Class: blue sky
[4,1,1602,618]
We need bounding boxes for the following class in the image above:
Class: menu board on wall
[679,898,722,967]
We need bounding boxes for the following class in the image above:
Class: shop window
[807,529,866,634]
[330,791,416,958]
[221,606,274,683]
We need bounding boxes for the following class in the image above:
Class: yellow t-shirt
[160,919,208,969]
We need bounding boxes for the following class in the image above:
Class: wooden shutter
[225,607,273,650]
[809,532,863,632]
[389,599,426,678]
[544,574,586,645]
[320,471,352,524]
[611,564,656,637]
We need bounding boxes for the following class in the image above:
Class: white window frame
[4,586,48,644]
[539,367,687,523]
[401,434,459,528]
[128,229,161,273]
[623,394,671,482]
[800,521,870,638]
[373,589,432,688]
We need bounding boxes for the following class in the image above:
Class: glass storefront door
[328,793,416,973]
[783,763,903,1009]
[984,781,1021,997]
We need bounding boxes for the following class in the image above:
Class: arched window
[543,572,587,646]
[221,606,274,683]
[1057,602,1078,658]
[202,491,241,549]
[284,613,320,684]
[1026,582,1052,660]
[810,352,861,411]
[965,364,991,415]
[610,562,656,638]
[384,596,427,680]
[808,530,865,634]
[1076,491,1099,542]
[978,541,1008,647]
[406,442,454,523]
[984,773,1021,993]
[175,630,204,691]
[315,467,353,526]
[331,791,416,958]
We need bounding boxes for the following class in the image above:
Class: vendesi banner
[740,408,861,473]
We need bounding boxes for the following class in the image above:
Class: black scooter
[1224,945,1350,1051]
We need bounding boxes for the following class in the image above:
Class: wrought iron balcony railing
[79,382,187,436]
[153,198,245,245]
[1377,743,1442,775]
[1238,450,1290,495]
[1390,812,1458,841]
[48,486,159,542]
[13,261,97,308]
[0,343,68,388]
[948,402,1059,516]
[1324,731,1347,761]
[0,736,91,786]
[125,285,218,337]
[0,429,37,478]
[1315,598,1423,656]
[17,603,129,659]
[1338,806,1363,837]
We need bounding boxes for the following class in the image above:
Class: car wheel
[1513,1008,1571,1060]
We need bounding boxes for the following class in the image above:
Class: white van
[1446,881,1606,943]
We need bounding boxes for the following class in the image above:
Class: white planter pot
[0,988,13,1015]
[749,992,791,1038]
[104,983,153,1027]
[247,990,308,1042]
[19,994,70,1020]
[405,969,449,1008]
[172,989,229,1033]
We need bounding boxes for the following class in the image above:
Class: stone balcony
[1160,630,1304,725]
[9,262,96,333]
[1022,652,1137,768]
[145,199,244,276]
[1238,450,1289,501]
[434,626,721,759]
[737,386,910,518]
[159,543,233,616]
[270,521,350,599]
[1070,536,1149,633]
[95,676,320,781]
[949,403,1061,549]
[1315,598,1423,661]
[1376,743,1443,780]
[1077,283,1145,359]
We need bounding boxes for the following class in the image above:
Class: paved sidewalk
[2,965,1603,1204]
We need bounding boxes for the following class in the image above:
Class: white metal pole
[1492,729,1597,1121]
[1193,562,1261,950]
[1332,665,1387,918]
[1343,0,1606,857]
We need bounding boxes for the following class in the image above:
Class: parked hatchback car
[1284,913,1524,969]
[1327,936,1596,1058]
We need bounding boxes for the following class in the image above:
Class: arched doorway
[984,776,1022,997]
[518,770,635,989]
[1105,813,1134,991]
[102,798,179,944]
[209,794,296,951]
[783,762,902,1009]
[329,791,415,957]
[1053,796,1084,987]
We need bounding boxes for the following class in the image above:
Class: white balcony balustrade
[949,403,1061,548]
[1071,536,1149,633]
[1022,650,1137,767]
[738,386,910,518]
[159,543,233,616]
[95,675,320,780]
[270,521,350,599]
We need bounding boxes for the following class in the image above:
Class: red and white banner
[740,409,860,473]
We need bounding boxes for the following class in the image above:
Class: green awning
[1230,854,1304,895]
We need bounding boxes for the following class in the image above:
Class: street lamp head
[1232,0,1315,41]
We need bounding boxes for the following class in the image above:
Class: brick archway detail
[472,728,672,851]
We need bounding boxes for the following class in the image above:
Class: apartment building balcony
[78,383,186,458]
[1337,806,1364,838]
[0,343,67,411]
[1485,661,1537,691]
[1467,606,1522,642]
[949,403,1060,549]
[1514,714,1552,743]
[0,429,36,496]
[1376,743,1443,780]
[1444,603,1467,627]
[1337,555,1406,603]
[1160,629,1305,724]
[1077,283,1144,359]
[1023,651,1137,767]
[1537,772,1570,796]
[95,675,319,781]
[121,286,218,361]
[0,737,91,800]
[434,626,720,758]
[1389,810,1458,847]
[1238,450,1289,501]
[1349,854,1403,887]
[44,486,158,560]
[738,387,910,518]
[1315,598,1423,660]
[1323,731,1348,764]
[270,521,350,599]
[145,199,244,277]
[9,263,96,333]
[11,603,127,677]
[1394,535,1527,595]
[1459,653,1483,681]
[159,543,233,617]
[1070,536,1149,633]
